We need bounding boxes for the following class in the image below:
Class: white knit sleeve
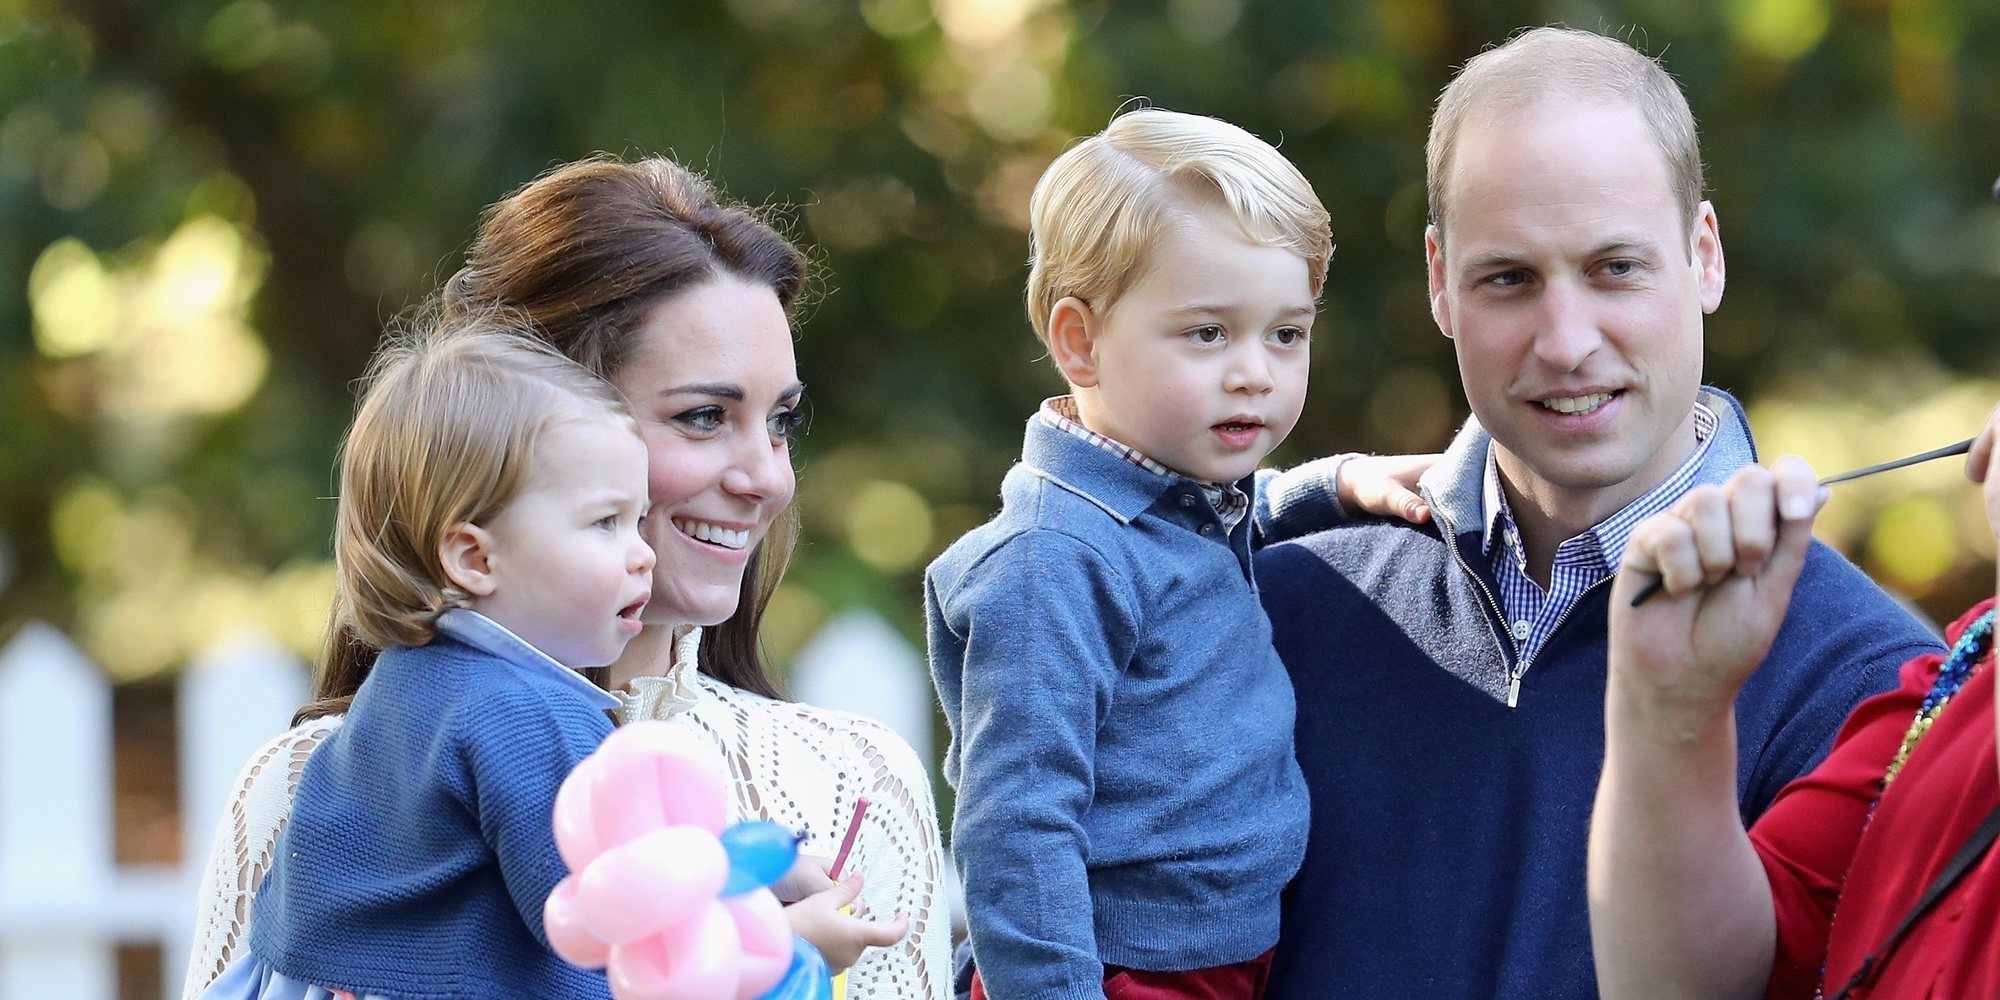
[181,715,346,1000]
[839,718,952,1000]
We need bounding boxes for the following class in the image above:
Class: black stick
[1628,437,1976,607]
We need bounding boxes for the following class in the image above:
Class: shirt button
[1512,620,1531,641]
[1180,494,1197,508]
[1199,524,1214,535]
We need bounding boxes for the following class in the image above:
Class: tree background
[4,0,1999,991]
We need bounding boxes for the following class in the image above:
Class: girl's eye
[768,407,806,439]
[594,515,618,531]
[673,406,725,432]
[1188,325,1224,345]
[1268,326,1307,346]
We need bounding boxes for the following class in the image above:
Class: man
[1253,27,1944,999]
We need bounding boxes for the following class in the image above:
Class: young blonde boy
[925,108,1334,1000]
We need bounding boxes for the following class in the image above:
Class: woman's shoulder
[707,680,931,781]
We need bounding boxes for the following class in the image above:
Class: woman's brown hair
[300,156,807,723]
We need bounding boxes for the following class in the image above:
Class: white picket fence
[0,613,936,1000]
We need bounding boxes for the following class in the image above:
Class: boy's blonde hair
[1025,107,1333,344]
[1427,27,1702,245]
[333,313,636,651]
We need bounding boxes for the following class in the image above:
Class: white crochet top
[183,628,951,1000]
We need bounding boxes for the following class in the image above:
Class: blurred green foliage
[4,0,2000,683]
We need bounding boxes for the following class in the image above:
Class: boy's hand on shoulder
[1337,453,1435,524]
[784,871,909,972]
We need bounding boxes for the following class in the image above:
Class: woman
[185,156,950,1000]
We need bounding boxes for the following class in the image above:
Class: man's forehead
[1436,98,1677,241]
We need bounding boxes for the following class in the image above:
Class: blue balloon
[720,820,799,896]
[754,937,832,1000]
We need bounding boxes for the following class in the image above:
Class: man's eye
[1603,259,1639,278]
[1188,325,1224,345]
[1487,270,1527,288]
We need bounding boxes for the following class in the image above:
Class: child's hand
[784,871,909,973]
[1337,453,1435,524]
[770,853,836,904]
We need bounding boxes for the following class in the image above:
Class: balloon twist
[544,721,833,1000]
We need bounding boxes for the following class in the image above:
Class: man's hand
[1609,457,1824,735]
[783,871,910,973]
[1336,453,1435,524]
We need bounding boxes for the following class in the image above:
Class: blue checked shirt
[1483,403,1718,668]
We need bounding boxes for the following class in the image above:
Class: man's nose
[1532,282,1604,373]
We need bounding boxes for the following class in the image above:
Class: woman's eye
[1188,325,1224,345]
[673,406,725,432]
[768,408,806,439]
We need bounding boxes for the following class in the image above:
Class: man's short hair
[1025,107,1333,343]
[1426,26,1704,243]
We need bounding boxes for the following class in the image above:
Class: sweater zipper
[1426,491,1524,701]
[1507,575,1614,708]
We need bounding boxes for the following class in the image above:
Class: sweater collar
[435,608,621,711]
[1420,386,1760,544]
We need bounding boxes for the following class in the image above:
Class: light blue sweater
[926,415,1310,1000]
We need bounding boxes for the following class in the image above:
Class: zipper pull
[1507,675,1522,709]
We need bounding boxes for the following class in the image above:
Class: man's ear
[1047,296,1102,388]
[1425,225,1454,339]
[1691,200,1726,314]
[438,522,499,597]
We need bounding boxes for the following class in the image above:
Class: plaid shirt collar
[1038,396,1250,530]
[1482,401,1720,573]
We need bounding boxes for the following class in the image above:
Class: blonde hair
[331,313,636,653]
[1427,26,1703,244]
[1024,107,1333,344]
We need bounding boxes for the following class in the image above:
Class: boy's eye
[1188,325,1225,345]
[768,407,806,439]
[673,406,725,432]
[1268,326,1307,346]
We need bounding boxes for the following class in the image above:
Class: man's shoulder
[1256,519,1450,582]
[1775,539,1944,660]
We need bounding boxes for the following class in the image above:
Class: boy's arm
[1252,453,1432,547]
[938,530,1137,1000]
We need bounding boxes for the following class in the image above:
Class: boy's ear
[438,522,500,597]
[1046,296,1102,389]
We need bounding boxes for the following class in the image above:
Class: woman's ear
[438,522,499,597]
[1047,296,1102,388]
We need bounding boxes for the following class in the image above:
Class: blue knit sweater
[927,415,1311,1000]
[1252,389,1945,1000]
[248,610,618,1000]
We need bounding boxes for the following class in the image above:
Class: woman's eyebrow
[663,381,744,400]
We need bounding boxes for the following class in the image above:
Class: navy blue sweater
[250,611,618,1000]
[927,415,1310,1000]
[1254,389,1943,1000]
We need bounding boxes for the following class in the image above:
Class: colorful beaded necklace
[1881,607,1995,789]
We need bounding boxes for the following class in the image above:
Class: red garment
[1752,598,2000,999]
[968,948,1275,1000]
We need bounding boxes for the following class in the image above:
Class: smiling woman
[183,157,951,1000]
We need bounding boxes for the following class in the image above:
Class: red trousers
[968,948,1276,1000]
